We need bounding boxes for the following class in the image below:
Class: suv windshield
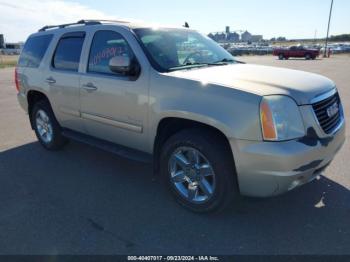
[133,28,236,72]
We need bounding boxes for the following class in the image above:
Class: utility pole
[324,0,334,57]
[314,29,317,43]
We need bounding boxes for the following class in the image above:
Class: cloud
[0,0,118,42]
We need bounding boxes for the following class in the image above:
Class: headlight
[260,95,305,141]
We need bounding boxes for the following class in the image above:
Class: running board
[62,129,152,164]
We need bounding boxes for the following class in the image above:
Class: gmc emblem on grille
[327,102,339,118]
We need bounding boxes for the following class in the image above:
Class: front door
[79,29,149,152]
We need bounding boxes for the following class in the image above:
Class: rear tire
[160,128,238,213]
[278,54,285,60]
[31,99,68,150]
[305,53,312,60]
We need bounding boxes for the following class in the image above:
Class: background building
[208,27,263,43]
[0,34,4,49]
[208,26,240,42]
[251,35,263,42]
[241,31,252,42]
[0,34,23,55]
[227,32,240,42]
[211,32,226,42]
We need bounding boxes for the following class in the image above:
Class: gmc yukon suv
[273,45,320,60]
[16,20,345,212]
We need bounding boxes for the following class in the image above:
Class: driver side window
[88,30,134,75]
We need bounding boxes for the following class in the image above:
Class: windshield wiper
[168,62,210,71]
[210,58,236,64]
[168,59,237,72]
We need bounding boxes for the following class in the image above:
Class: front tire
[160,129,238,213]
[31,99,68,150]
[278,54,285,60]
[305,53,312,60]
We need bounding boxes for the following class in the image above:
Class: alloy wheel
[168,146,216,203]
[35,109,53,144]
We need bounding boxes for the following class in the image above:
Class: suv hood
[165,64,335,105]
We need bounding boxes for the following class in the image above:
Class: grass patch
[0,55,19,68]
[0,61,17,68]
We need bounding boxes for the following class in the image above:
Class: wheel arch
[152,116,235,175]
[27,90,51,129]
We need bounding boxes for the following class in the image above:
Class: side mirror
[109,56,131,74]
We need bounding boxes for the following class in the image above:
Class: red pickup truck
[273,46,320,60]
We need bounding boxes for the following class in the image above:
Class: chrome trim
[81,83,98,91]
[310,88,337,104]
[312,111,345,136]
[331,116,345,135]
[330,105,345,135]
[310,89,345,136]
[81,112,143,133]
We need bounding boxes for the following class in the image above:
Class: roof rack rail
[38,20,101,32]
[77,19,131,24]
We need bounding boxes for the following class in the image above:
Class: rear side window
[88,30,134,75]
[52,32,85,71]
[18,34,53,68]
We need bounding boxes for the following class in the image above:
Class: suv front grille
[312,92,342,134]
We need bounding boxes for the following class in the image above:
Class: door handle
[82,82,98,91]
[45,77,56,84]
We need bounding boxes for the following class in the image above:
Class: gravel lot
[0,55,349,255]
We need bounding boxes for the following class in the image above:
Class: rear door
[44,31,86,132]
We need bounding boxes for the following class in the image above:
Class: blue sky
[0,0,349,42]
[77,0,350,38]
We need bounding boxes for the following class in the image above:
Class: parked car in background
[320,43,350,54]
[273,45,320,60]
[15,20,345,212]
[0,43,22,55]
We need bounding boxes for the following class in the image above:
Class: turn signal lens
[260,95,305,141]
[260,99,277,140]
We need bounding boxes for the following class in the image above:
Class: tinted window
[53,34,85,71]
[88,30,134,75]
[18,34,53,68]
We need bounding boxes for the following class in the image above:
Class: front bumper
[230,112,345,197]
